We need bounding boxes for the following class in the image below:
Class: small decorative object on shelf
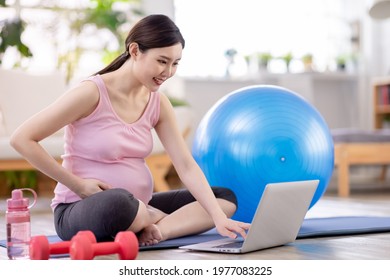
[336,55,347,71]
[281,52,293,72]
[372,76,390,129]
[257,52,272,72]
[224,48,238,77]
[302,53,314,72]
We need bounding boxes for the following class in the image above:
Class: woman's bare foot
[138,224,164,246]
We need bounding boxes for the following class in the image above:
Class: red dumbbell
[70,231,139,260]
[30,230,96,260]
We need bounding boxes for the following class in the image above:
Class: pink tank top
[51,75,160,210]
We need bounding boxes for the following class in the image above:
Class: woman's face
[134,43,183,92]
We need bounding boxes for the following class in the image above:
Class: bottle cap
[7,188,37,210]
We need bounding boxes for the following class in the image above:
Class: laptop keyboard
[213,241,244,248]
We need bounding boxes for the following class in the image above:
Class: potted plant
[1,1,143,82]
[336,54,347,71]
[281,52,293,72]
[257,52,272,71]
[383,115,390,129]
[0,2,33,67]
[302,53,313,72]
[56,0,143,83]
[224,48,238,77]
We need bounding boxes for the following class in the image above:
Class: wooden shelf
[376,105,390,114]
[372,76,390,86]
[373,77,390,129]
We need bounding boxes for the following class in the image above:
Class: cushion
[332,128,390,143]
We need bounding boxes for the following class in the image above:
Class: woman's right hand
[77,178,112,198]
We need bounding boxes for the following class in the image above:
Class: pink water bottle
[6,188,37,260]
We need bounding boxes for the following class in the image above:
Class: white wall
[141,0,175,19]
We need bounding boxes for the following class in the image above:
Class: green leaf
[0,18,32,59]
[17,43,33,57]
[168,97,189,107]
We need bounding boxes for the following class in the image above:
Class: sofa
[0,69,66,170]
[0,69,193,193]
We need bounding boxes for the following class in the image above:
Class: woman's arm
[154,94,249,238]
[10,81,111,198]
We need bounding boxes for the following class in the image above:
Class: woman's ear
[128,43,139,58]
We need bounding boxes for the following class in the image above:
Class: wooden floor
[1,180,390,260]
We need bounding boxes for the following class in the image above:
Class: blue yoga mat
[1,216,390,252]
[141,216,390,250]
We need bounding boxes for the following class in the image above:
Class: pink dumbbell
[30,230,96,260]
[70,231,139,260]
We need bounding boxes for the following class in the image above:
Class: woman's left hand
[215,218,251,239]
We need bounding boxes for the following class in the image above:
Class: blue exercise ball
[192,85,334,223]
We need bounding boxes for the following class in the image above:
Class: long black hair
[94,14,185,75]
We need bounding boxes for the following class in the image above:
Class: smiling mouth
[153,77,165,85]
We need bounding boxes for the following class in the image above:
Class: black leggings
[54,187,237,241]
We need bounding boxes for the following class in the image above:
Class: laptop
[179,179,319,253]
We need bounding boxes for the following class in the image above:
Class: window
[174,0,357,77]
[0,0,139,81]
